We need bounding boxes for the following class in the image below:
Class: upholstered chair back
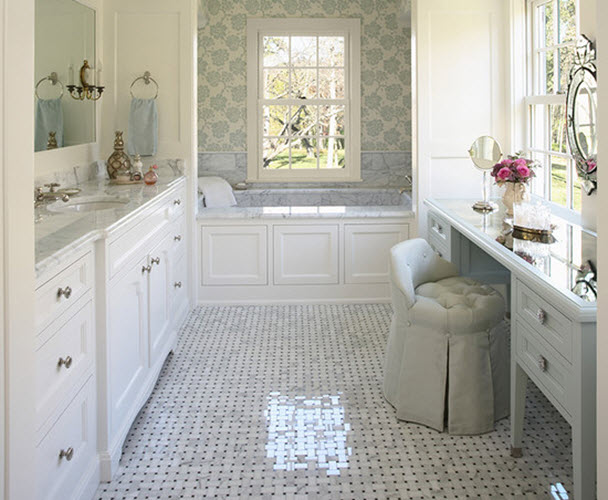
[389,238,459,309]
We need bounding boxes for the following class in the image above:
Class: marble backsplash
[198,151,412,189]
[35,159,185,188]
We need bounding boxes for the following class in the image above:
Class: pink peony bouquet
[490,153,538,185]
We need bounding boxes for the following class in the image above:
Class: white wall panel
[274,225,339,285]
[415,0,509,236]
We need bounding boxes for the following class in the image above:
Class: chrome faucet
[35,183,70,205]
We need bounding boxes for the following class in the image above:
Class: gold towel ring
[130,71,159,99]
[35,72,65,100]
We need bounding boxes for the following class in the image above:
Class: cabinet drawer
[171,252,188,314]
[170,215,187,260]
[36,252,94,334]
[515,279,573,363]
[167,186,186,221]
[36,300,95,429]
[108,198,172,278]
[515,320,571,419]
[36,377,96,500]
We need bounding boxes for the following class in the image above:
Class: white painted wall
[102,0,198,312]
[414,0,510,236]
[2,0,36,498]
[595,0,607,496]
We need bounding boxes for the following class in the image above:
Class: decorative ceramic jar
[106,131,132,179]
[144,165,159,185]
[502,182,527,218]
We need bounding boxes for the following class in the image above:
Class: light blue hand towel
[128,98,158,157]
[35,98,64,152]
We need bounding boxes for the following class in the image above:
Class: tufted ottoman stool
[383,238,510,435]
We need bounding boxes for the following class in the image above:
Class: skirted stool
[383,238,510,435]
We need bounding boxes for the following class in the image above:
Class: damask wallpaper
[198,0,411,153]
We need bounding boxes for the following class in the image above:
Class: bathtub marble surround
[95,304,572,499]
[198,151,412,189]
[197,188,413,220]
[198,205,414,220]
[35,162,185,277]
[233,187,411,208]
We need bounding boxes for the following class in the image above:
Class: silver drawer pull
[57,286,72,299]
[536,308,547,325]
[151,257,161,266]
[538,355,548,372]
[174,281,182,289]
[142,265,152,274]
[173,199,182,206]
[174,235,182,242]
[59,447,74,461]
[57,356,72,369]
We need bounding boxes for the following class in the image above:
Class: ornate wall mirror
[566,35,597,194]
[34,0,96,152]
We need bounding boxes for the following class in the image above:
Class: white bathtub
[197,187,415,304]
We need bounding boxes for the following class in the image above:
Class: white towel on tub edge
[198,176,237,207]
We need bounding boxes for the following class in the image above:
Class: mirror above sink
[34,0,97,153]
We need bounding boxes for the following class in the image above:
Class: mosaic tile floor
[95,304,572,499]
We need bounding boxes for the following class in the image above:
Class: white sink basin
[47,196,129,213]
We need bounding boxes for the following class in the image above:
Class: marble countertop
[196,205,414,220]
[35,168,185,279]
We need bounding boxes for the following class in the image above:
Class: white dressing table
[424,198,597,500]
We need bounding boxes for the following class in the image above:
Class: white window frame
[524,0,581,215]
[246,18,361,183]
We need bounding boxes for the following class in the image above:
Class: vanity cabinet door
[107,257,149,440]
[148,232,173,368]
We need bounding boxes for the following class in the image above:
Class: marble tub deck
[35,165,185,278]
[198,188,414,220]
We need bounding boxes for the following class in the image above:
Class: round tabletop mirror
[469,136,502,171]
[469,136,502,212]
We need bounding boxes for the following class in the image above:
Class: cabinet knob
[142,265,152,274]
[58,356,73,369]
[174,235,182,242]
[173,199,181,206]
[174,281,182,289]
[57,286,72,299]
[538,355,548,372]
[151,257,161,266]
[536,308,547,325]
[59,447,74,461]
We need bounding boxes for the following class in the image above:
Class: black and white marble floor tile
[95,304,571,499]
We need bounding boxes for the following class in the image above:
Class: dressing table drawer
[427,212,450,259]
[515,279,573,363]
[514,320,571,420]
[35,252,94,334]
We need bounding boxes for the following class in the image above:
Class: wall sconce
[67,60,104,101]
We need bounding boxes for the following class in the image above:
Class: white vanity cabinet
[34,248,99,500]
[97,180,190,481]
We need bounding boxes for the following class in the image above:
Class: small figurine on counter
[144,164,159,185]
